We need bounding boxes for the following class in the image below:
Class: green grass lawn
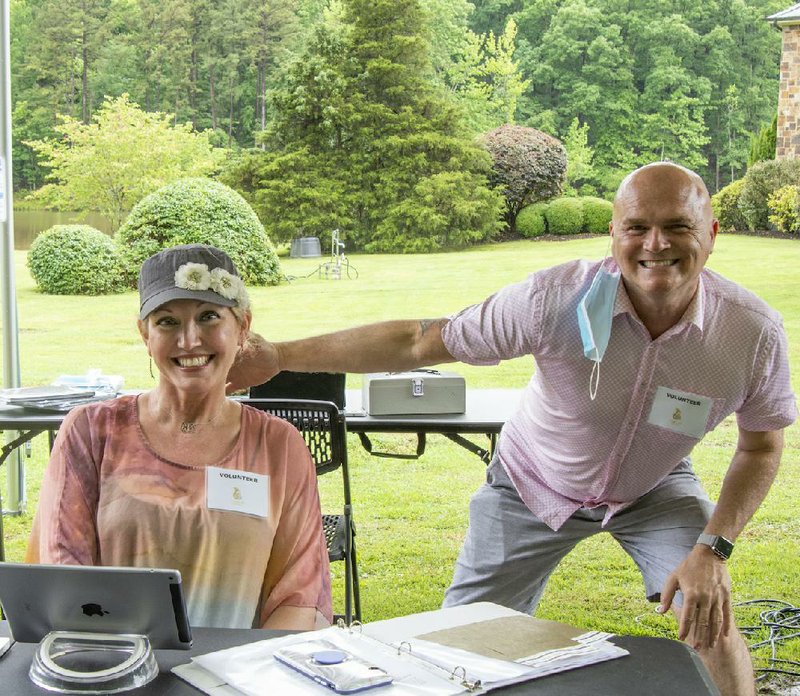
[2,234,799,690]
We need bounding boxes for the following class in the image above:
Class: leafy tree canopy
[26,95,223,228]
[563,117,595,196]
[10,0,783,197]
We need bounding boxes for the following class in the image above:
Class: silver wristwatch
[696,533,734,560]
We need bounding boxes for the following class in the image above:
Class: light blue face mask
[577,267,620,400]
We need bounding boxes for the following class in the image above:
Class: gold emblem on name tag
[672,408,682,422]
[233,487,242,501]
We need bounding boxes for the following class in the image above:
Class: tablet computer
[0,562,192,650]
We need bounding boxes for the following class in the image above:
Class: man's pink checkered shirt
[443,259,797,531]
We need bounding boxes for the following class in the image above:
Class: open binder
[173,602,629,695]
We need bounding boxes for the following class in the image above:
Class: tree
[748,114,777,167]
[10,101,52,191]
[517,0,637,174]
[9,0,784,194]
[717,84,749,188]
[563,117,595,196]
[480,19,529,124]
[431,13,529,134]
[21,0,112,122]
[511,0,781,193]
[481,124,567,233]
[242,0,301,141]
[27,94,223,228]
[635,18,710,170]
[133,0,193,118]
[227,0,504,252]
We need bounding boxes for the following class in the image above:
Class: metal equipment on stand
[317,229,358,280]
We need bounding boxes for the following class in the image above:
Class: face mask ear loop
[589,360,600,401]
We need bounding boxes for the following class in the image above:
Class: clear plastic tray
[29,631,158,693]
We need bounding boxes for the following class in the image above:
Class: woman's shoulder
[240,401,285,425]
[238,403,315,464]
[239,402,306,442]
[62,393,138,430]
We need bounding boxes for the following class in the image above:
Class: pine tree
[227,0,503,252]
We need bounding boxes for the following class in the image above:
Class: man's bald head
[613,162,713,225]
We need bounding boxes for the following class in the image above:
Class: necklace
[179,404,226,433]
[152,401,227,434]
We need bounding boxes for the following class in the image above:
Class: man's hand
[658,545,733,651]
[226,332,279,394]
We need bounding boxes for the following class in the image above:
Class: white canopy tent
[1,0,25,512]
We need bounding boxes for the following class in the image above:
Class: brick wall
[777,25,800,159]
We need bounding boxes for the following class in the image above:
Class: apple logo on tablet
[81,603,109,617]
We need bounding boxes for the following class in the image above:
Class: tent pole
[1,0,25,516]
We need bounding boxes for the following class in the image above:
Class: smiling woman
[26,244,333,632]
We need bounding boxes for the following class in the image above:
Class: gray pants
[443,457,715,613]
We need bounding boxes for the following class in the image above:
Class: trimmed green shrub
[767,185,800,234]
[738,159,800,231]
[516,203,548,238]
[27,225,126,295]
[711,179,748,232]
[116,178,281,286]
[581,197,613,234]
[544,197,584,235]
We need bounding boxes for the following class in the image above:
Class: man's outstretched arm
[227,319,455,393]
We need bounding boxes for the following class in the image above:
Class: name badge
[207,466,269,518]
[647,386,712,439]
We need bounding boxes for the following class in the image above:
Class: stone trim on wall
[777,25,800,159]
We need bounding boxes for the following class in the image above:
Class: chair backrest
[249,372,346,410]
[243,398,348,478]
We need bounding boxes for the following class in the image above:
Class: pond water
[11,209,114,250]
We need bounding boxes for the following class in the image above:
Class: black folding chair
[242,398,360,624]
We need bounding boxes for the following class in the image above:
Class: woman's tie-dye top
[27,395,332,628]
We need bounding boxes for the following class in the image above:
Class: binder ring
[450,665,481,692]
[450,665,467,681]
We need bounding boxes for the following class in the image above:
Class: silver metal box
[362,370,466,415]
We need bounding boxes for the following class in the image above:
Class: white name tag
[647,386,712,439]
[206,466,269,518]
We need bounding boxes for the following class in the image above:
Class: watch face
[712,536,734,559]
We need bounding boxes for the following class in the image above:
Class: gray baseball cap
[138,244,246,320]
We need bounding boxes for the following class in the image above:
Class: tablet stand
[29,631,158,693]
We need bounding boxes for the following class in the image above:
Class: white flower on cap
[209,266,243,301]
[175,262,212,291]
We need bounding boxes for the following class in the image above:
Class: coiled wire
[736,599,800,683]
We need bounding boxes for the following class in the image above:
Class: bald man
[229,163,796,695]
